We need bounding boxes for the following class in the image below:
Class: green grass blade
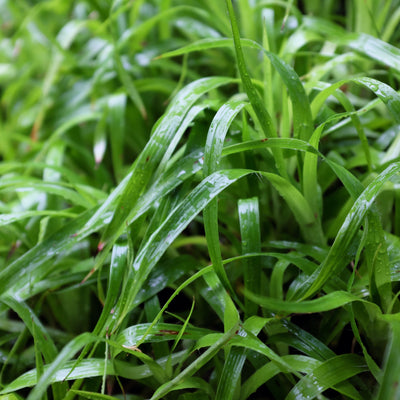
[238,197,261,317]
[0,352,187,394]
[230,330,301,376]
[107,93,127,180]
[68,391,118,400]
[203,99,246,297]
[115,322,214,349]
[222,137,320,157]
[215,347,246,400]
[376,322,400,400]
[0,177,92,208]
[365,211,392,311]
[244,290,372,314]
[297,162,400,299]
[225,0,275,138]
[311,78,400,125]
[286,354,367,400]
[92,242,127,337]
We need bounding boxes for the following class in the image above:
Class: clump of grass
[1,0,400,399]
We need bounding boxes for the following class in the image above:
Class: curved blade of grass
[311,77,400,124]
[270,259,290,300]
[229,330,302,376]
[0,352,187,394]
[68,391,118,400]
[348,307,381,382]
[201,270,234,323]
[0,178,92,208]
[204,100,247,176]
[0,359,111,394]
[223,287,240,332]
[150,377,214,398]
[170,297,195,353]
[365,211,392,311]
[0,210,77,226]
[267,240,327,261]
[203,99,246,298]
[286,354,367,400]
[244,290,372,314]
[155,38,235,59]
[296,162,400,300]
[281,320,336,361]
[324,158,364,200]
[116,323,215,351]
[222,137,320,157]
[261,51,313,142]
[119,5,215,49]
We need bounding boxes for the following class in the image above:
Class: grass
[1,0,400,399]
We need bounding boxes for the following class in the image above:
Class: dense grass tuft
[1,1,400,399]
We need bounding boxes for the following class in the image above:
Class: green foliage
[1,0,400,398]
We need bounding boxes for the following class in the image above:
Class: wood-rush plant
[1,0,400,399]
